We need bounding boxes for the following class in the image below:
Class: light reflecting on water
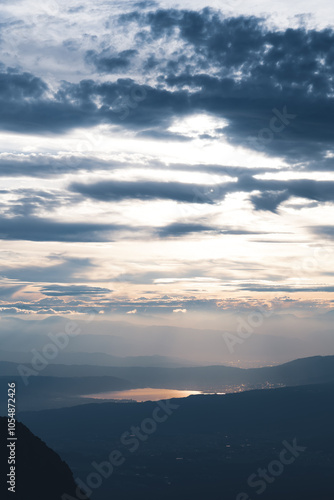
[81,388,203,402]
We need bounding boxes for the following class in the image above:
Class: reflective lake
[81,388,203,402]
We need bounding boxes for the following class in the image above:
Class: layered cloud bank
[0,1,333,325]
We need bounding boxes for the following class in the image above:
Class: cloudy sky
[0,0,334,322]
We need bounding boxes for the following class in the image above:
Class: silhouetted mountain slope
[250,354,334,384]
[20,383,334,440]
[0,417,86,500]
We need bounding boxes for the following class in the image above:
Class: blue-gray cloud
[85,49,138,73]
[0,11,333,166]
[70,176,334,211]
[0,216,128,242]
[237,284,334,293]
[40,285,112,296]
[155,222,262,238]
[0,153,275,178]
[0,285,24,298]
[0,257,94,283]
[310,226,334,240]
[0,154,123,177]
[70,179,215,203]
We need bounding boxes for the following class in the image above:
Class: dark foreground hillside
[20,383,334,500]
[0,417,85,500]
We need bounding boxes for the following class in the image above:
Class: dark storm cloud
[233,177,334,212]
[127,10,267,65]
[250,191,291,212]
[40,284,112,296]
[70,179,216,203]
[0,216,129,242]
[0,189,66,216]
[0,153,274,178]
[0,154,123,177]
[0,12,334,164]
[0,67,186,133]
[0,68,47,99]
[0,68,96,133]
[0,211,274,245]
[70,176,334,211]
[133,8,334,91]
[155,222,217,237]
[0,213,261,243]
[119,9,334,165]
[85,49,138,73]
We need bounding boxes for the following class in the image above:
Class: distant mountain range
[0,417,86,500]
[2,355,334,411]
[2,314,334,365]
[0,350,194,368]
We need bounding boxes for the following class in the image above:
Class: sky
[0,0,334,346]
